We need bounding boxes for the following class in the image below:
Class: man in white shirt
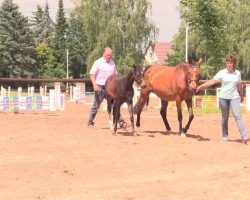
[87,47,127,129]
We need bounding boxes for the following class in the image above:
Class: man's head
[103,47,112,62]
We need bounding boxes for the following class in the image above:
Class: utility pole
[185,25,188,62]
[66,49,69,95]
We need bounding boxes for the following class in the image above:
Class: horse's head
[187,58,202,93]
[133,64,146,88]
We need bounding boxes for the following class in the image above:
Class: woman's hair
[226,54,236,63]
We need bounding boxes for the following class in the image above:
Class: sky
[0,0,181,42]
[150,0,181,42]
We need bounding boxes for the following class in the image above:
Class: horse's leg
[113,101,121,135]
[134,89,151,129]
[160,100,171,132]
[183,99,194,134]
[107,98,113,131]
[112,101,118,135]
[144,96,150,111]
[176,101,185,137]
[136,111,141,131]
[127,101,135,136]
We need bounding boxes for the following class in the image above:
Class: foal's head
[133,64,146,88]
[186,58,202,92]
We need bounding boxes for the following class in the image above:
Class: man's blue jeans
[219,97,246,139]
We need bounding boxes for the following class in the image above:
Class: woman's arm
[196,79,221,92]
[237,82,244,102]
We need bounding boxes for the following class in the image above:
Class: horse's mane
[143,65,151,75]
[177,59,196,68]
[143,61,195,75]
[176,62,190,73]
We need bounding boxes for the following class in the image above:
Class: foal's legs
[127,101,135,136]
[182,99,194,134]
[113,100,121,135]
[160,100,171,132]
[106,97,113,131]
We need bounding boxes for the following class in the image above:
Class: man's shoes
[87,122,94,127]
[119,121,127,129]
[223,137,228,142]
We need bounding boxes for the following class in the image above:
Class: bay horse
[134,58,202,136]
[105,65,146,136]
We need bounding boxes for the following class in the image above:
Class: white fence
[0,86,65,111]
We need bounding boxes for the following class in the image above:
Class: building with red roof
[145,42,172,65]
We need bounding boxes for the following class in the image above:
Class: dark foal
[105,65,146,136]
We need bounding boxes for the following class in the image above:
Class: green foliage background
[0,0,249,80]
[167,0,250,79]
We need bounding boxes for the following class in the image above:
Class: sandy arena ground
[0,99,250,200]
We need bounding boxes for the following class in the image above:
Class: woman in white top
[196,55,247,144]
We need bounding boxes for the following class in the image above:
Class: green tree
[80,0,157,74]
[180,0,228,67]
[53,0,68,65]
[166,24,186,66]
[227,0,250,79]
[31,5,44,26]
[169,0,250,79]
[31,2,55,46]
[67,8,90,78]
[0,0,37,78]
[35,42,63,79]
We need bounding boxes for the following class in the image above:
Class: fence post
[49,89,56,111]
[54,82,61,110]
[76,82,85,98]
[18,87,22,97]
[246,84,250,111]
[8,86,10,99]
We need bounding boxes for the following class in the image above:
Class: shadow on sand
[109,128,210,141]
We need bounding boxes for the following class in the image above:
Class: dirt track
[0,101,250,200]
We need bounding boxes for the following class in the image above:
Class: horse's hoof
[180,132,187,137]
[111,128,117,135]
[109,121,113,130]
[135,127,141,135]
[132,130,137,137]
